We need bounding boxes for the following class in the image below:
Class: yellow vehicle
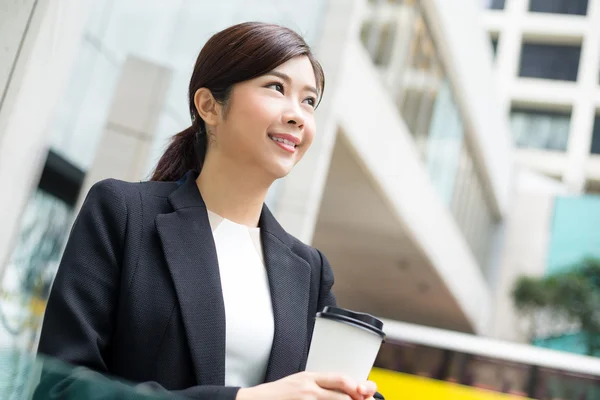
[368,319,600,399]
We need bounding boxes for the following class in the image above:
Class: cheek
[224,91,270,141]
[295,123,316,161]
[237,94,277,130]
[302,120,316,148]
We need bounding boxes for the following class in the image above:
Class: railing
[450,142,497,270]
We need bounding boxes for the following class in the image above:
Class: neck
[196,153,272,227]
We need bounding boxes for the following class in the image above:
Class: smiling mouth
[269,135,300,154]
[268,135,298,148]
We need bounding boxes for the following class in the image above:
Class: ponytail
[150,122,207,182]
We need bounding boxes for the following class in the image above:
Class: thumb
[358,381,377,396]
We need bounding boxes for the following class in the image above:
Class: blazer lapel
[155,172,226,386]
[260,206,311,382]
[156,171,312,385]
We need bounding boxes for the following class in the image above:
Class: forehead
[270,56,318,89]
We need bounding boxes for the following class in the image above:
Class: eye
[265,82,284,94]
[304,97,317,108]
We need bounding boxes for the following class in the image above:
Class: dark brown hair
[151,22,325,182]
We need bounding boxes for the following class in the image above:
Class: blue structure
[537,195,600,355]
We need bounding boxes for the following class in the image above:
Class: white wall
[514,149,568,178]
[491,168,568,342]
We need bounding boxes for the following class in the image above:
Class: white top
[207,210,275,388]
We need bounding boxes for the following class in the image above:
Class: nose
[282,105,305,129]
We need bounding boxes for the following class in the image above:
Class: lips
[268,134,299,153]
[268,133,300,146]
[269,136,297,147]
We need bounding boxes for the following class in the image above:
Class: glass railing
[1,350,179,400]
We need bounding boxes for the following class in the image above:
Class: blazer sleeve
[315,250,385,400]
[34,180,240,400]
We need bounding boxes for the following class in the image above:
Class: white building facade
[483,0,600,193]
[483,0,600,354]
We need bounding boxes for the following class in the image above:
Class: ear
[194,88,222,127]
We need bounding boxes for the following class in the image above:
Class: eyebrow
[265,71,319,97]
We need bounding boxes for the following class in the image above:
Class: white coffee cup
[304,306,385,381]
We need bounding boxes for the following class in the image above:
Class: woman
[36,22,382,400]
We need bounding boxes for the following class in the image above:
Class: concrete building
[0,4,512,392]
[483,0,600,192]
[483,0,600,354]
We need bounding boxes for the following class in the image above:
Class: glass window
[360,2,399,68]
[425,80,464,206]
[484,0,505,10]
[591,115,600,155]
[374,341,452,380]
[529,0,588,16]
[510,108,571,151]
[0,189,73,342]
[398,11,444,157]
[585,180,600,194]
[373,21,398,66]
[490,36,499,57]
[460,356,531,395]
[519,43,581,81]
[534,368,600,399]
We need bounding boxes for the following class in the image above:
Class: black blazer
[35,171,338,399]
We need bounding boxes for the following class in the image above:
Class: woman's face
[213,55,319,179]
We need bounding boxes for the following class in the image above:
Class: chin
[266,162,295,180]
[270,167,293,180]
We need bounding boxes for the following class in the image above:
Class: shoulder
[261,206,329,269]
[285,233,328,269]
[84,178,179,207]
[285,234,335,292]
[77,178,180,232]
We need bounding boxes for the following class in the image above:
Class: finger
[357,381,377,397]
[316,387,353,400]
[314,374,356,392]
[314,375,361,400]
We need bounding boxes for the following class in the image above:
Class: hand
[357,381,378,400]
[236,371,377,400]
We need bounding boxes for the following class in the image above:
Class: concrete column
[0,0,91,279]
[563,1,600,193]
[0,0,40,139]
[273,0,364,243]
[386,6,416,105]
[77,55,172,209]
[490,169,568,342]
[494,0,527,117]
